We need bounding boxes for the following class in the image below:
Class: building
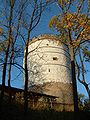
[25,34,74,111]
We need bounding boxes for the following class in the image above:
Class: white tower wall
[25,35,74,110]
[27,35,71,85]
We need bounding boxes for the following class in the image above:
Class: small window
[46,44,49,46]
[48,69,50,72]
[53,57,58,60]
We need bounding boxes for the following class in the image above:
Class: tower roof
[29,34,61,45]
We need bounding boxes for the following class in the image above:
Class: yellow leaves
[49,13,75,29]
[64,21,74,28]
[81,22,86,27]
[78,15,88,29]
[78,18,83,25]
[65,0,69,2]
[62,13,74,28]
[87,35,90,40]
[86,26,90,31]
[0,41,8,52]
[0,28,3,35]
[80,33,89,40]
[80,24,90,40]
[48,16,58,28]
[62,13,90,31]
[11,0,14,6]
[58,0,63,5]
[70,40,80,48]
[46,0,49,4]
[82,35,86,39]
[80,31,84,36]
[49,12,90,44]
[58,0,69,5]
[66,13,73,21]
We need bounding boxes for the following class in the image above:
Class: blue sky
[0,1,89,98]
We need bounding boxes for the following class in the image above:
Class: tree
[78,93,85,111]
[0,0,15,100]
[78,93,90,111]
[20,0,54,113]
[84,98,90,111]
[0,0,27,101]
[48,0,90,111]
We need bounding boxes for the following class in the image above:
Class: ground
[0,101,90,120]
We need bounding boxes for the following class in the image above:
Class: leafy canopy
[49,12,90,48]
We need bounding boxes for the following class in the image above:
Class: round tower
[27,34,74,111]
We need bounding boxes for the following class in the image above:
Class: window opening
[53,57,58,60]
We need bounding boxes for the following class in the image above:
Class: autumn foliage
[49,13,90,48]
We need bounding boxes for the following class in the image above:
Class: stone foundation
[29,82,74,111]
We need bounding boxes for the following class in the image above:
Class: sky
[0,1,89,98]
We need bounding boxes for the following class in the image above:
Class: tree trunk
[1,42,10,100]
[24,40,29,114]
[1,3,14,101]
[83,82,90,100]
[8,46,14,102]
[8,63,12,102]
[70,46,78,112]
